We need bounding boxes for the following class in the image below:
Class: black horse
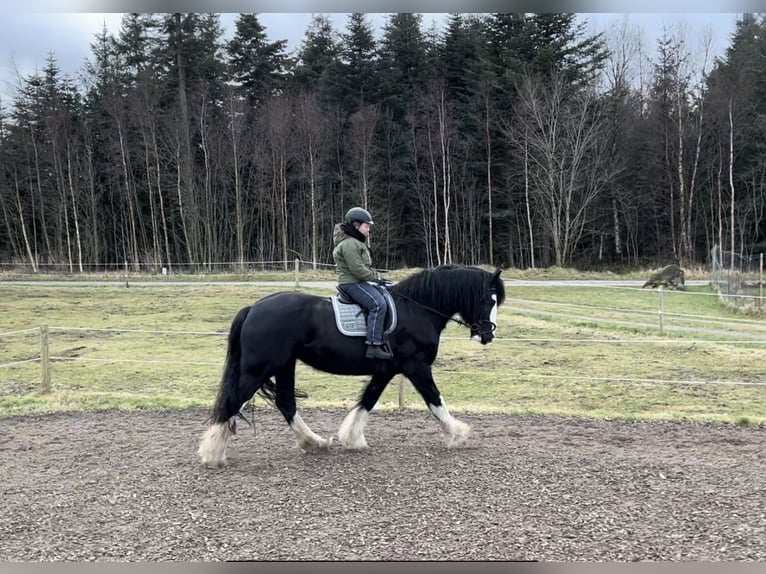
[198,264,505,467]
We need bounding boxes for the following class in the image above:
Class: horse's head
[395,265,506,344]
[468,268,504,345]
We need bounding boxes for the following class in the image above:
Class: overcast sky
[0,12,741,100]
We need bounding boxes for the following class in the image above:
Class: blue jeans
[340,282,388,345]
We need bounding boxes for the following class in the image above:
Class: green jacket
[332,223,381,284]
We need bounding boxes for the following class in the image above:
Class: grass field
[1,279,765,424]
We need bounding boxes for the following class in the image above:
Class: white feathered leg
[290,413,332,452]
[198,421,234,467]
[338,405,369,449]
[428,396,471,447]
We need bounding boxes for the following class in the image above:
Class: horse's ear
[490,267,506,304]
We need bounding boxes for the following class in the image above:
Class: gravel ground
[0,407,764,561]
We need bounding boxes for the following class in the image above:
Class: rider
[332,207,394,360]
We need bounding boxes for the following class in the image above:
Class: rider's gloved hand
[375,277,394,288]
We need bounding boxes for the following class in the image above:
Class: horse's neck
[405,291,460,326]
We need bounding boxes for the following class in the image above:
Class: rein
[391,289,496,336]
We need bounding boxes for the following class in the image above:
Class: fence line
[508,297,766,328]
[0,259,337,267]
[5,350,764,389]
[568,283,758,299]
[2,322,765,397]
[0,259,340,271]
[521,373,766,387]
[4,269,766,403]
[0,328,41,338]
[49,356,222,366]
[0,357,40,369]
[35,325,766,345]
[511,282,766,309]
[49,326,227,336]
[440,337,766,344]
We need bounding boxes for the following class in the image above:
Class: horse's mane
[392,265,505,313]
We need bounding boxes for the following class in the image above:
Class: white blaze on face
[472,293,498,342]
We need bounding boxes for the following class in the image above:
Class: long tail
[257,380,309,405]
[209,305,251,425]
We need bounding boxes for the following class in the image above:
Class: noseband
[472,318,497,338]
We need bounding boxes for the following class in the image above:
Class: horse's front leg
[338,371,395,449]
[404,363,471,447]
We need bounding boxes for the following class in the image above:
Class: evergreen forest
[1,13,765,272]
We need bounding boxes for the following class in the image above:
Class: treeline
[1,13,765,272]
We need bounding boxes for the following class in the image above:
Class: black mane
[392,264,505,317]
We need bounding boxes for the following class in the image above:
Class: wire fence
[3,295,766,404]
[2,277,765,428]
[0,258,343,276]
[711,244,765,311]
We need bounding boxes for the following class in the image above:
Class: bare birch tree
[515,72,616,266]
[348,104,378,215]
[225,88,247,269]
[296,94,329,268]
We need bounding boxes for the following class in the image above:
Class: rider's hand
[375,277,394,288]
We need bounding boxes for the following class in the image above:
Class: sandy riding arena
[1,407,764,561]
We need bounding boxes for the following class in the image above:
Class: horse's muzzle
[471,320,496,344]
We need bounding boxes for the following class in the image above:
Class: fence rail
[0,258,339,270]
[0,258,402,289]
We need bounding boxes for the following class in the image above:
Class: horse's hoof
[447,424,472,448]
[200,457,227,468]
[314,436,333,451]
[339,437,369,450]
[298,436,333,453]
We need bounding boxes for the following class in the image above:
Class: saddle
[329,285,398,338]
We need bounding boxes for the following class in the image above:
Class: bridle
[391,289,497,338]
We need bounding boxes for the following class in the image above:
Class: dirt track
[0,407,764,561]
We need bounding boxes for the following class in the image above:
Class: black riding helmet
[345,207,374,225]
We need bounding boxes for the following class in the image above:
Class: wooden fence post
[40,325,51,393]
[658,286,664,335]
[398,376,406,410]
[760,253,763,307]
[294,258,300,289]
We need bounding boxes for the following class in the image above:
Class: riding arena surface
[1,407,764,561]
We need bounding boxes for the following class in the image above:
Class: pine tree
[291,14,342,103]
[337,13,379,113]
[226,13,290,107]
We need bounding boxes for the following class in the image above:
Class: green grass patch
[505,284,766,340]
[1,282,765,424]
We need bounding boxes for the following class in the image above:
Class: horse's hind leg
[338,371,395,449]
[275,361,331,452]
[198,371,265,467]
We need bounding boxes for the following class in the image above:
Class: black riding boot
[365,343,393,360]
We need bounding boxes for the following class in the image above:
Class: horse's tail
[257,380,309,405]
[209,305,251,425]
